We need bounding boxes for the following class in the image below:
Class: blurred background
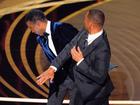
[0,0,140,105]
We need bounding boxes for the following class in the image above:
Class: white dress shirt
[87,29,103,45]
[45,20,57,56]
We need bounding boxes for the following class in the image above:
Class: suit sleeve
[76,42,111,85]
[51,29,85,70]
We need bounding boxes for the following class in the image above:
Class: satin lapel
[50,21,55,40]
[50,21,60,54]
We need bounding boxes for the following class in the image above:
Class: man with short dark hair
[25,9,78,105]
[37,9,114,105]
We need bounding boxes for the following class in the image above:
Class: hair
[25,9,47,23]
[87,9,105,28]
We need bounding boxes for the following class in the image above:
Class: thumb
[50,76,54,83]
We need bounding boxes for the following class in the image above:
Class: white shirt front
[87,29,103,45]
[45,20,57,56]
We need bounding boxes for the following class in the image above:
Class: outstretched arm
[36,29,86,85]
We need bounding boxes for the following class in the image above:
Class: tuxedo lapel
[77,30,88,52]
[50,22,60,54]
[50,21,56,41]
[83,32,104,58]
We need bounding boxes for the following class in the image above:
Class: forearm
[51,44,72,70]
[51,29,86,70]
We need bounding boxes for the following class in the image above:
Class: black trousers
[85,97,109,105]
[73,97,109,105]
[47,77,110,105]
[70,88,110,105]
[47,77,76,105]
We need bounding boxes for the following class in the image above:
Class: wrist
[50,66,57,72]
[77,58,84,65]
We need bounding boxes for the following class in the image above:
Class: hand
[71,46,84,62]
[36,67,55,85]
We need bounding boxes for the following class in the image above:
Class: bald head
[87,9,105,28]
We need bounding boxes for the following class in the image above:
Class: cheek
[84,20,87,27]
[34,25,40,32]
[28,24,35,32]
[84,21,89,29]
[30,27,36,33]
[34,26,43,35]
[31,27,35,32]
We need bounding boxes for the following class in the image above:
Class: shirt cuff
[50,66,57,72]
[77,58,84,66]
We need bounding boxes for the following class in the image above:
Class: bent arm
[76,43,111,85]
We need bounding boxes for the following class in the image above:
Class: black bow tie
[43,32,49,39]
[44,32,49,36]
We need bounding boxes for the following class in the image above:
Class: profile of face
[84,12,92,31]
[26,20,43,35]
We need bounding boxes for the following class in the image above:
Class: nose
[32,30,35,33]
[31,28,35,33]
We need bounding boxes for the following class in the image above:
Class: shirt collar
[88,29,103,40]
[88,29,103,37]
[86,29,103,45]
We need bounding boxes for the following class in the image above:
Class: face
[26,20,43,35]
[84,12,91,31]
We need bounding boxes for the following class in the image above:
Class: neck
[89,28,101,34]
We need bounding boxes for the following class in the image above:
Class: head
[25,9,47,35]
[84,9,105,33]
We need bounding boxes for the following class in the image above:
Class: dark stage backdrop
[0,1,97,105]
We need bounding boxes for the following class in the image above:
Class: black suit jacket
[52,29,114,102]
[51,22,78,88]
[37,21,78,94]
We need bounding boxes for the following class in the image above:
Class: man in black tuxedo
[25,9,78,105]
[37,9,114,105]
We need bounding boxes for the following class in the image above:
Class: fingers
[39,77,48,85]
[50,75,54,82]
[37,75,54,85]
[36,76,40,80]
[36,68,55,86]
[50,77,54,83]
[36,75,49,85]
[49,70,54,83]
[36,72,45,80]
[36,72,47,85]
[36,76,45,85]
[71,46,78,55]
[36,74,43,80]
[71,46,82,56]
[77,46,82,54]
[50,80,53,83]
